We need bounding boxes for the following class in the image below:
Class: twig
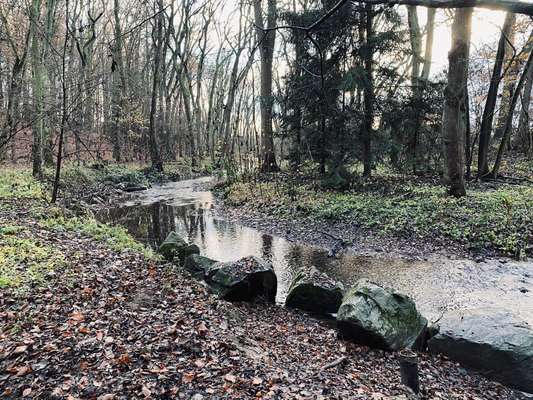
[319,356,347,373]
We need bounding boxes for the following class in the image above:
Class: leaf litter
[0,198,528,399]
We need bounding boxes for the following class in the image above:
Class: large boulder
[336,280,427,351]
[184,254,218,278]
[205,256,277,302]
[158,231,199,262]
[285,266,344,315]
[428,309,533,393]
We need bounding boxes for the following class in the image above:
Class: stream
[96,176,533,325]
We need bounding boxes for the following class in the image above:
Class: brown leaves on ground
[0,198,526,399]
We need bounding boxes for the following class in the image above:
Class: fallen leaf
[252,377,263,385]
[70,312,85,322]
[194,359,205,368]
[141,386,151,397]
[22,388,31,396]
[79,326,90,334]
[7,365,32,376]
[224,374,237,383]
[197,322,209,337]
[182,372,195,383]
[13,345,28,354]
[116,354,131,365]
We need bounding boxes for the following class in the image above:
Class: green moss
[40,216,159,261]
[0,169,44,199]
[224,178,533,258]
[0,236,65,288]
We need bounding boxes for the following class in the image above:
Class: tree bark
[30,0,44,179]
[421,8,435,80]
[362,2,374,177]
[442,7,472,197]
[477,12,514,178]
[491,46,533,177]
[517,43,533,153]
[495,13,517,140]
[111,0,127,162]
[354,0,533,15]
[254,0,279,172]
[148,0,164,172]
[52,0,70,203]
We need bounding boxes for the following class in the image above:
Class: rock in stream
[158,231,200,262]
[336,279,427,351]
[204,256,277,302]
[285,266,344,315]
[428,308,533,394]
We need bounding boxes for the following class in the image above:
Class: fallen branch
[319,356,348,373]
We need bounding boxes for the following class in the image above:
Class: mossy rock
[285,266,344,315]
[158,231,199,262]
[184,254,217,278]
[205,256,277,303]
[337,279,427,351]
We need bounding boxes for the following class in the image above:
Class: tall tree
[148,0,164,172]
[517,33,533,153]
[476,12,515,178]
[0,7,30,160]
[442,7,472,197]
[406,5,436,173]
[254,0,279,172]
[362,2,374,177]
[491,42,533,176]
[110,0,127,162]
[30,0,44,179]
[494,13,518,139]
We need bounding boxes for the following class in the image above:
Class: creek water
[96,176,533,324]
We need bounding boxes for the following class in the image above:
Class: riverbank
[1,168,528,398]
[216,173,533,261]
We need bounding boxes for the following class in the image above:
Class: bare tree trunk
[492,46,533,177]
[31,0,44,179]
[52,0,70,203]
[495,13,517,140]
[516,32,533,153]
[362,2,374,177]
[149,0,164,172]
[421,8,435,80]
[254,0,279,172]
[442,7,472,197]
[1,58,26,159]
[111,0,127,162]
[407,5,422,173]
[477,12,515,178]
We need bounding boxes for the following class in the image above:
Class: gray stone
[205,256,277,302]
[285,266,344,315]
[184,254,217,278]
[428,309,533,393]
[336,279,427,351]
[158,231,199,262]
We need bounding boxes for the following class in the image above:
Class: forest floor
[1,168,530,399]
[218,164,533,261]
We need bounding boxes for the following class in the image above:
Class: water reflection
[96,177,533,323]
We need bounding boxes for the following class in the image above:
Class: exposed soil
[0,197,529,399]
